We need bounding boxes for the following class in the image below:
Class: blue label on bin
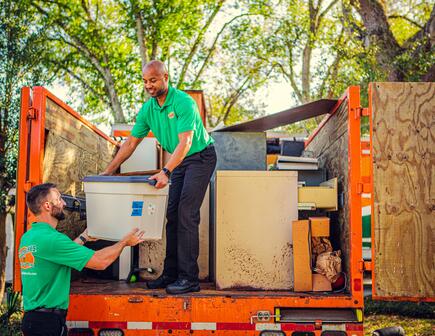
[131,208,143,216]
[131,201,144,216]
[132,201,144,209]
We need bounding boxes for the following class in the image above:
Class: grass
[364,315,434,336]
[364,297,434,336]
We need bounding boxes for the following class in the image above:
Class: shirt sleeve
[131,104,150,138]
[175,98,198,134]
[40,232,95,271]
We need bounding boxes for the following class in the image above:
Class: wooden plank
[305,101,350,278]
[372,82,434,298]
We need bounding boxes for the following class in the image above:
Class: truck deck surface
[70,278,350,298]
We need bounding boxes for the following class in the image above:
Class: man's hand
[122,228,145,246]
[75,228,98,245]
[82,229,98,242]
[149,170,169,189]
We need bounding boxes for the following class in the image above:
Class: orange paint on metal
[14,87,31,292]
[346,86,364,308]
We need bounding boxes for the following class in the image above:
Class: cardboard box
[292,220,312,291]
[312,273,332,291]
[309,217,330,237]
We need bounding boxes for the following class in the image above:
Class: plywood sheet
[371,82,434,298]
[215,171,298,290]
[305,101,350,277]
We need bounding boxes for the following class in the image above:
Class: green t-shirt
[19,222,95,311]
[131,86,214,156]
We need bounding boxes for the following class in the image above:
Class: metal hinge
[27,107,38,120]
[356,182,370,194]
[355,107,369,119]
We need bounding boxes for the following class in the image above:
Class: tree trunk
[0,212,6,304]
[134,9,148,70]
[301,43,312,103]
[354,0,403,80]
[103,67,126,123]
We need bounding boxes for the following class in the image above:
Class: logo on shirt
[19,245,36,270]
[168,111,175,119]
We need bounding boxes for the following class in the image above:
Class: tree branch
[222,75,252,123]
[130,0,148,69]
[317,0,339,30]
[403,4,435,48]
[177,0,225,88]
[192,12,257,86]
[388,14,424,29]
[284,40,303,102]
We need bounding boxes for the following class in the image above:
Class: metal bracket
[356,182,370,194]
[354,107,369,119]
[27,107,38,120]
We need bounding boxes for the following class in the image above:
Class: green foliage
[0,289,23,335]
[0,0,50,213]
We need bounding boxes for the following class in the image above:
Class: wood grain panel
[305,101,350,278]
[372,82,434,298]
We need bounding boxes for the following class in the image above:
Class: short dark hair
[26,183,57,215]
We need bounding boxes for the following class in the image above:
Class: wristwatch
[162,167,171,178]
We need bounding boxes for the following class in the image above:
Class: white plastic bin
[83,175,168,241]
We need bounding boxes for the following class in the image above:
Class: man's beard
[51,205,66,221]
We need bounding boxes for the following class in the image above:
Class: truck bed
[70,278,350,298]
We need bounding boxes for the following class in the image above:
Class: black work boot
[166,279,200,294]
[146,274,176,289]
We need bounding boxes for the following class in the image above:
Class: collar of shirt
[152,86,175,112]
[31,222,54,231]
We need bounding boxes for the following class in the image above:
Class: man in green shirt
[20,183,144,336]
[102,60,216,294]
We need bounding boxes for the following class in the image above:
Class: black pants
[21,311,67,336]
[163,144,217,281]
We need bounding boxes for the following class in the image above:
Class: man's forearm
[93,240,127,269]
[164,139,192,172]
[104,140,137,174]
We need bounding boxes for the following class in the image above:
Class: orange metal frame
[14,86,366,335]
